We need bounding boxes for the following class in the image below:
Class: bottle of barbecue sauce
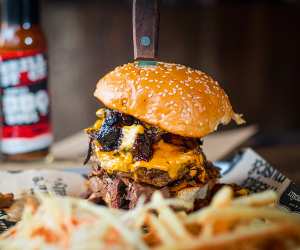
[0,0,52,161]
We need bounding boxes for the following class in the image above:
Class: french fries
[0,187,299,250]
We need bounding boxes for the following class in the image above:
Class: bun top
[94,62,244,138]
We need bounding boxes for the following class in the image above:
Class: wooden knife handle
[133,0,159,60]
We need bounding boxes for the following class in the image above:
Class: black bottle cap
[1,0,22,25]
[22,0,40,25]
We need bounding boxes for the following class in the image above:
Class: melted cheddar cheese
[88,108,205,180]
[85,110,105,134]
[94,140,204,180]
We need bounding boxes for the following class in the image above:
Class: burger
[84,62,244,209]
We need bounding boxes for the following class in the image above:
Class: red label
[0,49,52,154]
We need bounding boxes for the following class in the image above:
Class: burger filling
[85,108,219,208]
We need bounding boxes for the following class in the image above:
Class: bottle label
[0,50,52,155]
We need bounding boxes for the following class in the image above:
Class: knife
[132,0,159,67]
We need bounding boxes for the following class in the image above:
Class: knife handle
[133,0,159,60]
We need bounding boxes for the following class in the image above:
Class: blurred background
[0,0,299,179]
[41,0,300,143]
[37,0,300,176]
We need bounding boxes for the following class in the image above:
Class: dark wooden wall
[42,1,300,140]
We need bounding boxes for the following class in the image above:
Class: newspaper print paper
[219,148,299,213]
[0,169,87,198]
[0,170,87,233]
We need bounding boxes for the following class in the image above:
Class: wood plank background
[41,1,300,141]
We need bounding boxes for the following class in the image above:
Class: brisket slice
[131,133,153,162]
[88,170,170,209]
[87,166,221,211]
[88,175,128,209]
[125,181,170,209]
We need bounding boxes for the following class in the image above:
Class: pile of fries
[1,187,300,250]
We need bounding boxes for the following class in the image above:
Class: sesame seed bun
[94,62,244,138]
